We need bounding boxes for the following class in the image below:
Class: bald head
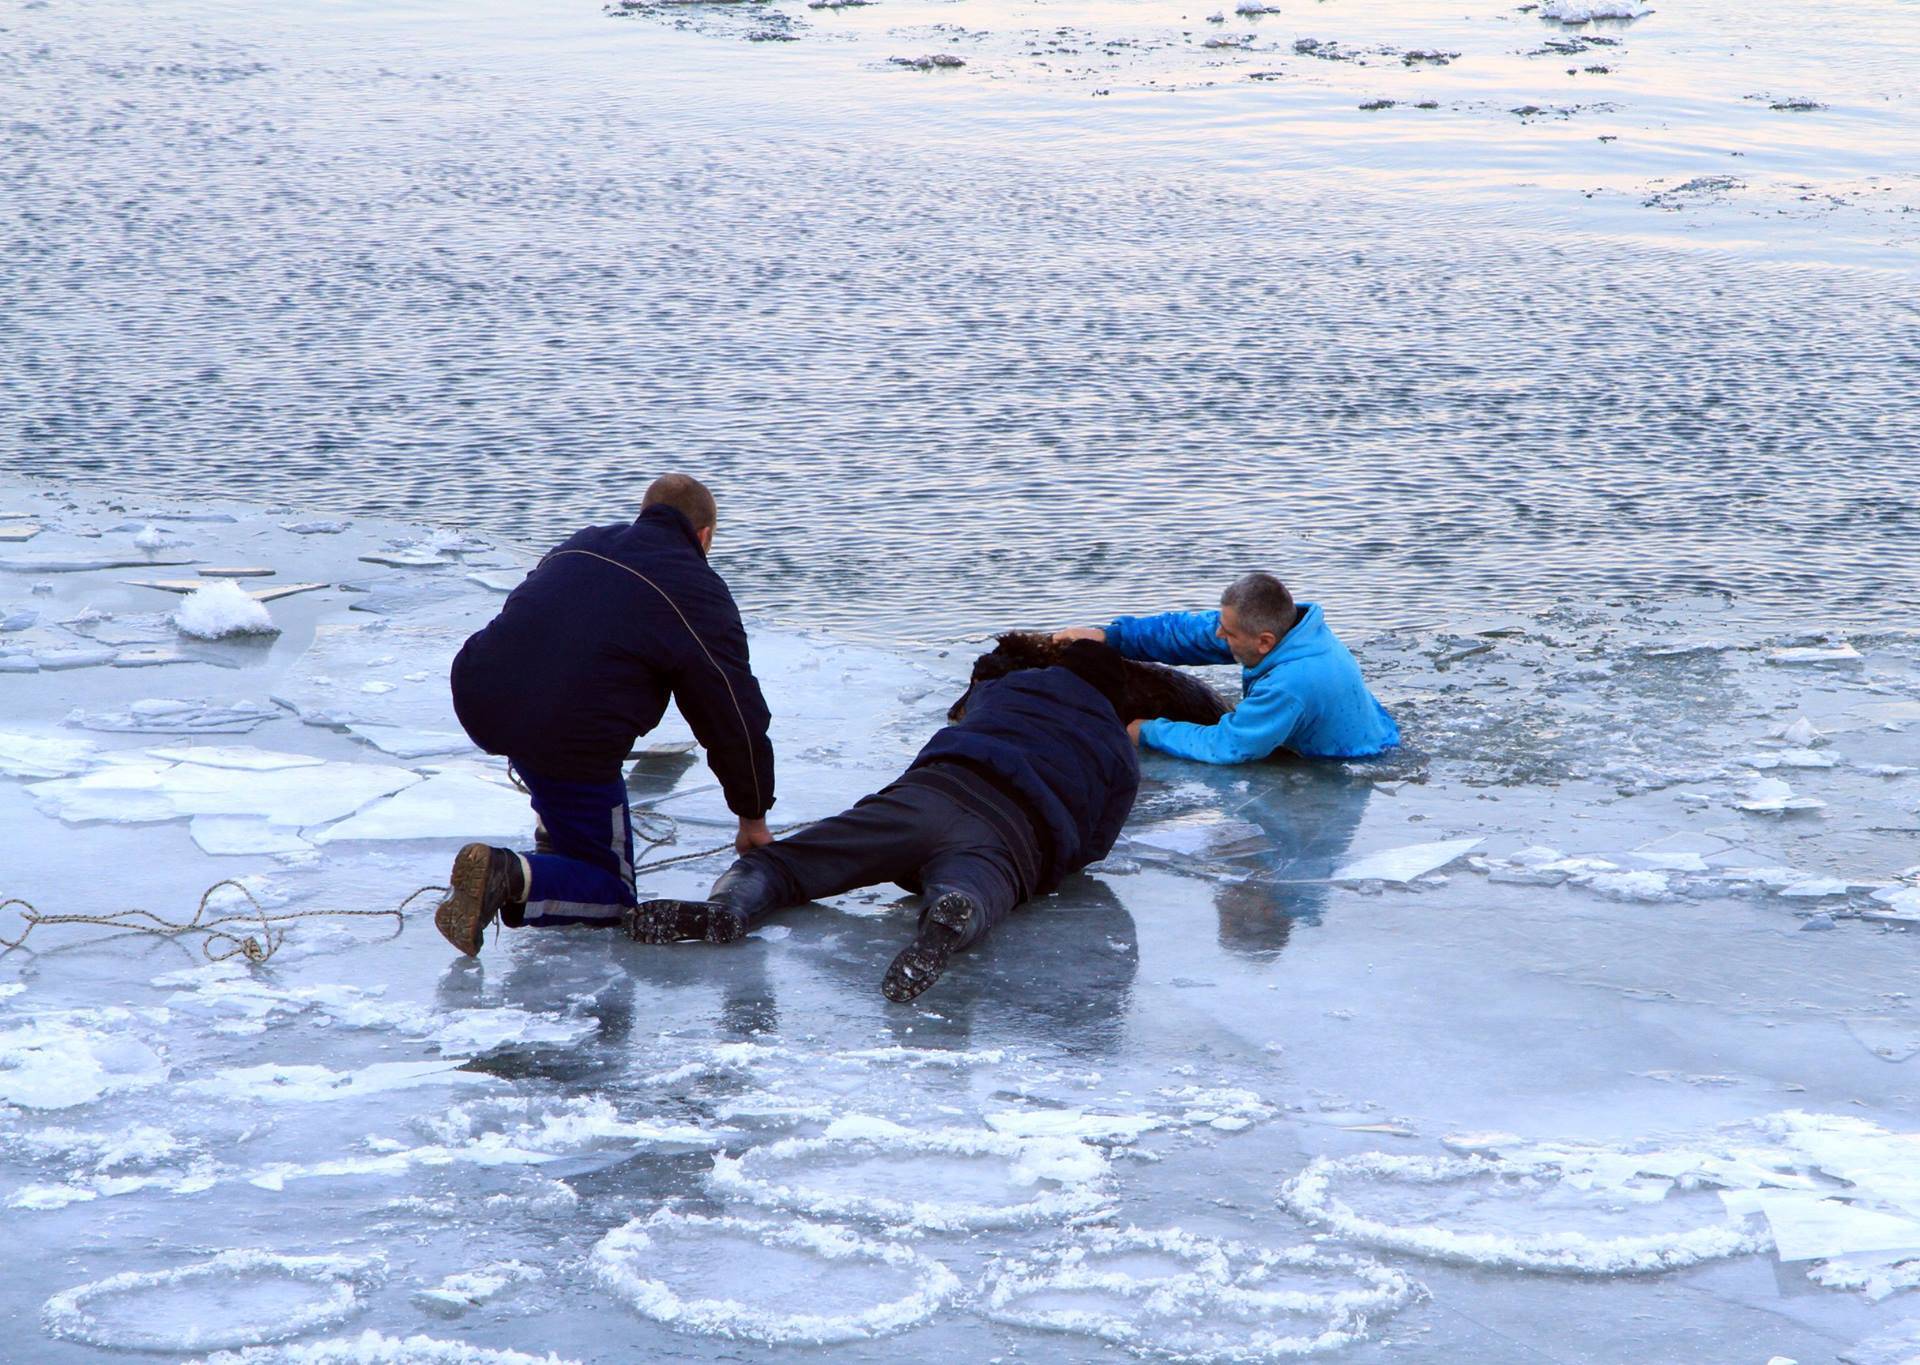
[642,474,718,534]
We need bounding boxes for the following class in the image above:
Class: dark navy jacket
[451,506,775,817]
[910,667,1139,895]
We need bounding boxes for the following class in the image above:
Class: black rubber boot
[436,844,526,957]
[881,891,973,1003]
[623,859,776,945]
[624,898,749,945]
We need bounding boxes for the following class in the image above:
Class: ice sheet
[311,765,528,843]
[1334,837,1483,884]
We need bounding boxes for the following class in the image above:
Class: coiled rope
[0,821,811,965]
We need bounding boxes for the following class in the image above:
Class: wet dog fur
[948,632,1232,726]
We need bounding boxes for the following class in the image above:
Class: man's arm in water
[1137,681,1306,765]
[1059,611,1236,667]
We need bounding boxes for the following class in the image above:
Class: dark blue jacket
[451,506,775,817]
[911,667,1139,895]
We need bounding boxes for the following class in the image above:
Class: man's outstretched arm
[1139,683,1305,764]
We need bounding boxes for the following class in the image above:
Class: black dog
[949,632,1231,725]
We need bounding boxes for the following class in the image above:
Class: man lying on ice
[434,473,777,956]
[627,639,1141,1004]
[1055,571,1399,764]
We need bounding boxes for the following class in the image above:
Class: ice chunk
[273,621,468,731]
[1334,837,1482,884]
[133,523,172,550]
[1807,1250,1920,1301]
[176,581,279,640]
[344,724,473,759]
[1587,869,1672,902]
[466,570,526,594]
[1540,0,1651,18]
[189,818,315,856]
[182,1060,489,1105]
[358,546,452,569]
[1772,716,1827,747]
[311,765,528,843]
[1737,778,1826,813]
[30,755,418,827]
[1751,1194,1920,1262]
[150,745,325,771]
[1745,749,1836,770]
[0,1011,169,1109]
[984,1109,1162,1142]
[0,731,97,779]
[591,1210,959,1344]
[412,1262,544,1318]
[282,519,350,535]
[0,553,195,572]
[66,698,279,734]
[43,1250,366,1353]
[1770,644,1862,664]
[0,522,41,542]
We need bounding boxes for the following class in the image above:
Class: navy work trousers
[731,772,1033,950]
[515,765,636,927]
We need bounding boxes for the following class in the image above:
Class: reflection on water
[4,0,1916,646]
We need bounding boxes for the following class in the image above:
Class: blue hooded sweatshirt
[1106,603,1399,764]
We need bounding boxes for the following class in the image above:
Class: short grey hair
[1220,572,1295,639]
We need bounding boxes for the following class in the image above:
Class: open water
[2,0,1917,643]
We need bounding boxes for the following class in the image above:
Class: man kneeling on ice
[627,639,1140,1003]
[1056,572,1398,764]
[434,473,776,955]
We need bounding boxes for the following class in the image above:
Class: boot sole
[436,842,493,957]
[626,899,748,945]
[882,927,956,1004]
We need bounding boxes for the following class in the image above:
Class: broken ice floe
[1539,0,1650,21]
[1770,643,1862,665]
[411,1261,544,1317]
[0,1009,169,1110]
[42,1250,368,1352]
[1736,777,1827,813]
[65,697,279,734]
[0,731,98,779]
[1332,837,1482,885]
[181,1060,488,1106]
[311,764,528,844]
[978,1225,1421,1358]
[29,750,418,827]
[709,1128,1110,1230]
[592,1209,959,1343]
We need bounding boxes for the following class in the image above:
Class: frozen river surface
[4,486,1920,1363]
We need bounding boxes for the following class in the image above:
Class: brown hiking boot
[436,843,522,956]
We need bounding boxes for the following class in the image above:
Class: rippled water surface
[3,0,1916,642]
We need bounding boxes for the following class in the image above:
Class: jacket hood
[1246,602,1328,682]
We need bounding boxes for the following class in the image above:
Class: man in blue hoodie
[1056,573,1398,764]
[626,640,1140,1003]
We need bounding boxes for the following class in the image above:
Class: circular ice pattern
[591,1209,959,1343]
[708,1128,1110,1231]
[42,1250,365,1352]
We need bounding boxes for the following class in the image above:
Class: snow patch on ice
[0,1009,169,1109]
[176,581,279,640]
